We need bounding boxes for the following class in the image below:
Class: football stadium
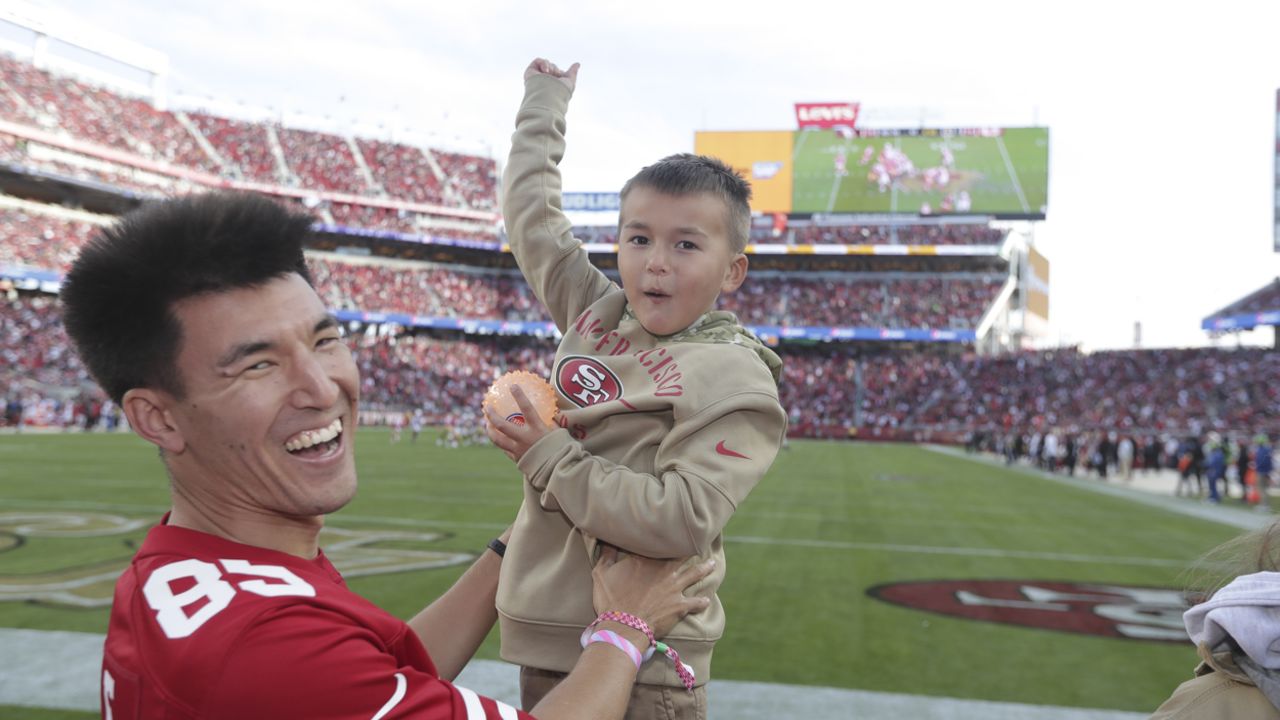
[3,4,1280,719]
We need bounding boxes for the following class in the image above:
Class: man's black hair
[61,192,315,404]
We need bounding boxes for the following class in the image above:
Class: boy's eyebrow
[216,315,339,369]
[621,220,708,237]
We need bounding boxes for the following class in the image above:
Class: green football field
[790,128,1049,216]
[0,430,1248,717]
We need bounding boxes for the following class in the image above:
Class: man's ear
[721,253,748,294]
[121,389,186,454]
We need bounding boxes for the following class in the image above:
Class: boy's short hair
[619,153,752,254]
[61,192,315,404]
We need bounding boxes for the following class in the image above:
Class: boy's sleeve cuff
[522,74,573,109]
[517,427,574,490]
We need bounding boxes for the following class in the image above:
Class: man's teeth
[285,419,343,452]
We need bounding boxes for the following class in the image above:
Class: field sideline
[0,430,1250,717]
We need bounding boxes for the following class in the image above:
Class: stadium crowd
[789,223,1005,246]
[309,257,545,321]
[968,426,1276,506]
[918,347,1280,435]
[7,289,1277,465]
[307,256,1000,330]
[0,53,498,227]
[0,205,1000,330]
[719,274,1001,328]
[0,54,216,173]
[356,137,446,205]
[568,223,1006,247]
[0,206,102,271]
[186,112,281,183]
[1210,278,1280,318]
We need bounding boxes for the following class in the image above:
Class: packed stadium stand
[1221,279,1280,315]
[355,137,446,205]
[788,223,1005,246]
[2,47,1274,457]
[7,288,1277,444]
[1202,278,1280,344]
[0,53,498,233]
[572,222,1006,247]
[185,112,282,183]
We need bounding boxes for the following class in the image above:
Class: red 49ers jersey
[101,520,533,720]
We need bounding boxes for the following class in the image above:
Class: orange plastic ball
[483,370,558,427]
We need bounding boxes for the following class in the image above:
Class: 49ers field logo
[0,512,472,609]
[556,356,623,408]
[867,579,1189,642]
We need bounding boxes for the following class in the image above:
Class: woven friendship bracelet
[593,611,654,646]
[584,611,697,690]
[585,611,655,660]
[656,641,697,691]
[581,629,643,669]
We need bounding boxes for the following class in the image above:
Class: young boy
[486,58,787,718]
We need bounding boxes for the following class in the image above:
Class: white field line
[726,535,1188,567]
[0,629,1148,720]
[791,128,810,160]
[0,498,510,531]
[825,171,843,212]
[996,135,1030,213]
[824,137,851,212]
[0,497,1190,566]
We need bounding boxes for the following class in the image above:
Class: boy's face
[617,187,747,337]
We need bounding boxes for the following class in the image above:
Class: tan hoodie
[1149,643,1280,719]
[495,74,787,688]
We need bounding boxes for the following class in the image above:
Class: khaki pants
[520,666,707,720]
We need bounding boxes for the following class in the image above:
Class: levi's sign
[795,102,860,129]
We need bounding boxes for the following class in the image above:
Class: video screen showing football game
[696,127,1049,219]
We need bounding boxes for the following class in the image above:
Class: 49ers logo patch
[867,579,1189,642]
[556,356,624,408]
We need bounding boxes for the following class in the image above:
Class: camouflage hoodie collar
[623,306,783,384]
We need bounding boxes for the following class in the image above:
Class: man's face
[617,188,747,337]
[165,273,359,519]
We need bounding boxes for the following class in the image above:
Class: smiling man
[60,192,713,720]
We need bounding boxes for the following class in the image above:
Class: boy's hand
[485,384,557,463]
[524,57,580,93]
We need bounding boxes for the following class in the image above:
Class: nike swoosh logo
[716,440,749,459]
[372,672,406,720]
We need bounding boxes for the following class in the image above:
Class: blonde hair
[1182,519,1280,602]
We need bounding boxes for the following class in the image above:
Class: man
[61,192,712,720]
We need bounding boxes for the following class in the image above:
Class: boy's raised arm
[504,58,612,333]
